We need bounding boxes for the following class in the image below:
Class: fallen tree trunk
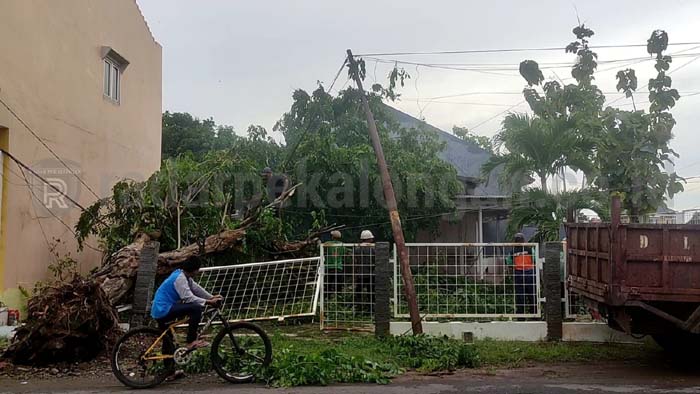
[93,228,249,305]
[3,184,340,366]
[92,185,302,305]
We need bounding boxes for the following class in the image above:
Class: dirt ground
[3,358,700,394]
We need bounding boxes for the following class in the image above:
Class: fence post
[544,242,563,341]
[130,241,160,326]
[375,242,391,338]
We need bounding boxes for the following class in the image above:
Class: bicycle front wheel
[111,327,173,389]
[210,322,272,383]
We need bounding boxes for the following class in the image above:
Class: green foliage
[387,335,480,372]
[275,86,462,241]
[594,29,684,218]
[482,113,593,194]
[76,151,260,254]
[162,111,284,169]
[616,69,638,99]
[474,339,654,367]
[452,126,493,154]
[244,208,291,256]
[397,265,518,316]
[508,189,608,242]
[484,24,684,233]
[182,348,212,374]
[519,60,544,87]
[371,66,411,101]
[264,348,395,387]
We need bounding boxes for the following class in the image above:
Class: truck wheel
[653,331,700,360]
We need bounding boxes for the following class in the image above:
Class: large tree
[483,25,684,237]
[162,112,283,169]
[274,86,463,241]
[593,31,684,218]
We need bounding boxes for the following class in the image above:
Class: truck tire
[653,331,700,360]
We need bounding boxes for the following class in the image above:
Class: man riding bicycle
[151,257,223,350]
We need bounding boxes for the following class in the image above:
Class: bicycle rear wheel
[210,322,272,383]
[111,327,173,389]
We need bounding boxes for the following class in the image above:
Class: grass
[474,339,660,367]
[169,324,662,387]
[265,328,658,370]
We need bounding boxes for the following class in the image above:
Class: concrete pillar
[545,242,563,341]
[374,242,391,338]
[131,241,160,326]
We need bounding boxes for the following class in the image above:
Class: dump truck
[566,197,700,355]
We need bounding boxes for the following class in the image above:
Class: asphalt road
[4,361,700,394]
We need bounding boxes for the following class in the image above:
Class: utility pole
[346,49,423,334]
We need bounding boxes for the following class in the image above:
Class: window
[103,58,120,103]
[101,46,129,104]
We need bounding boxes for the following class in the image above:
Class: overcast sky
[136,0,700,210]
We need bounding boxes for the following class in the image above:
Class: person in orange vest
[512,233,536,315]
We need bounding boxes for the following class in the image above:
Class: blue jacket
[151,269,185,319]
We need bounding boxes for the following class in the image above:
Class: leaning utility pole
[346,49,423,334]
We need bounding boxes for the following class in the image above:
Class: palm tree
[507,188,608,242]
[482,113,592,194]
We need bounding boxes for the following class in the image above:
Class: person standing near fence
[353,230,376,313]
[511,233,536,315]
[324,231,345,294]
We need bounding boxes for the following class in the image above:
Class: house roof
[383,105,505,196]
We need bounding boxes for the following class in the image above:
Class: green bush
[387,335,480,372]
[263,348,397,387]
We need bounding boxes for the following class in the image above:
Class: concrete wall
[0,0,162,309]
[390,321,643,343]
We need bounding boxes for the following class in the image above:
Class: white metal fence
[319,243,376,331]
[198,257,322,322]
[394,243,541,319]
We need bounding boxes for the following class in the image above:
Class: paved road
[4,361,700,393]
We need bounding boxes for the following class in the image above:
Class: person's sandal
[187,339,210,351]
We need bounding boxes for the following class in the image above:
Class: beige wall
[0,0,162,308]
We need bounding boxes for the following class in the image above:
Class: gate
[198,257,322,322]
[395,243,542,319]
[319,243,376,331]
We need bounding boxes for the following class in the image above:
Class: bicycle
[111,304,272,389]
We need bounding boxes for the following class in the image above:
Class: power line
[365,52,700,73]
[17,165,76,236]
[469,101,527,131]
[466,47,700,132]
[0,95,101,200]
[2,148,90,212]
[402,90,700,102]
[15,163,103,254]
[326,58,348,93]
[282,57,349,172]
[369,53,700,68]
[356,42,700,57]
[605,53,700,107]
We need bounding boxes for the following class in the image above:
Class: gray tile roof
[384,104,506,196]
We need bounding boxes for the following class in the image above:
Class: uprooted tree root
[3,276,119,366]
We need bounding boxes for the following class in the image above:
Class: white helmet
[360,230,375,241]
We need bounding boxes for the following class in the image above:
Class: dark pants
[157,302,203,343]
[515,269,536,314]
[324,268,345,295]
